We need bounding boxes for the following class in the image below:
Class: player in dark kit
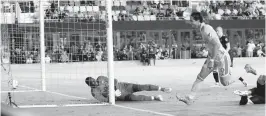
[85,76,172,102]
[211,26,234,87]
[234,64,265,105]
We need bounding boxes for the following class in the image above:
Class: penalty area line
[10,85,175,116]
[114,104,175,116]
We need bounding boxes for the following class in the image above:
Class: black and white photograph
[1,0,265,116]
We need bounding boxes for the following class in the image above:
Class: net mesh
[1,0,110,107]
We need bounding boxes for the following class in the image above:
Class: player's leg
[132,84,172,93]
[240,95,265,105]
[153,54,156,66]
[229,50,234,67]
[177,59,213,105]
[124,94,163,101]
[218,54,235,86]
[212,70,220,87]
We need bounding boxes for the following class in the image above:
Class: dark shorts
[250,95,265,104]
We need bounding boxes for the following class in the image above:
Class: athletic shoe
[244,64,257,75]
[239,96,248,105]
[154,95,163,101]
[161,87,172,93]
[176,95,193,105]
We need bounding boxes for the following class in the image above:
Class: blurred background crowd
[1,0,265,65]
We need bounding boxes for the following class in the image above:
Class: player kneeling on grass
[234,64,265,105]
[85,76,172,102]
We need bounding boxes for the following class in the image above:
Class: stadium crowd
[2,0,265,64]
[9,35,265,64]
[36,0,265,21]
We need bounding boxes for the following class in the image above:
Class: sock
[239,77,244,82]
[213,72,219,83]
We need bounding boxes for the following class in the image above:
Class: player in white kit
[176,12,235,105]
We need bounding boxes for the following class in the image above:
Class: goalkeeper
[234,64,265,105]
[85,76,172,102]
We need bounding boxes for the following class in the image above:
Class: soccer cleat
[154,95,163,101]
[239,96,248,105]
[244,64,257,75]
[176,95,193,105]
[161,87,172,93]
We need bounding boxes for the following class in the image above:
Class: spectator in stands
[26,53,33,64]
[76,11,84,22]
[246,40,256,57]
[52,9,59,19]
[45,9,52,19]
[176,8,184,18]
[143,7,151,15]
[237,45,242,57]
[128,45,134,60]
[148,41,156,66]
[171,47,177,59]
[157,10,165,19]
[34,52,41,63]
[256,47,265,57]
[45,54,51,63]
[120,49,128,60]
[96,48,103,61]
[157,1,163,10]
[60,51,69,63]
[165,5,173,17]
[134,7,142,16]
[50,2,55,13]
[224,6,231,16]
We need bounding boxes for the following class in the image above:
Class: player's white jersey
[199,23,227,59]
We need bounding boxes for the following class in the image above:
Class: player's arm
[97,76,119,90]
[205,26,221,61]
[91,88,109,102]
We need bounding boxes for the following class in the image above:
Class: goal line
[1,84,108,108]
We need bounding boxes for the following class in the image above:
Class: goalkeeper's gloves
[115,89,121,97]
[233,90,250,96]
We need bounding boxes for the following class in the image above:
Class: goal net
[1,0,115,108]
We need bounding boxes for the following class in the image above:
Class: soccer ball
[12,80,18,89]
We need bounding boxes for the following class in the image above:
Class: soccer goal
[1,0,115,108]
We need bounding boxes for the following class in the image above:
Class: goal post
[106,0,115,105]
[39,0,46,91]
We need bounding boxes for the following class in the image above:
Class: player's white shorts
[199,48,232,86]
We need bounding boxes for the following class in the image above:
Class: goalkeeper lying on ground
[234,64,265,105]
[85,76,172,102]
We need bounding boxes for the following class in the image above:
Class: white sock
[247,98,254,105]
[151,96,155,100]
